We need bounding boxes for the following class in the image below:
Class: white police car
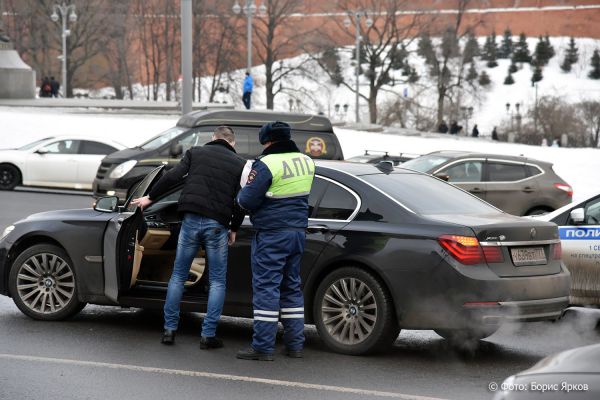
[535,192,600,306]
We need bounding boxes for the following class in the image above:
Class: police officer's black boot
[284,348,303,358]
[236,347,274,361]
[161,329,176,345]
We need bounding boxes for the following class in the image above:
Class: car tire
[434,326,499,343]
[313,266,399,355]
[0,163,21,190]
[9,244,85,321]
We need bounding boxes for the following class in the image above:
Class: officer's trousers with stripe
[251,230,305,354]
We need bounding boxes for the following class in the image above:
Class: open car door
[103,166,165,302]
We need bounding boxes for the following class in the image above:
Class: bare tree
[579,100,600,147]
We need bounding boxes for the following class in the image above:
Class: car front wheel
[313,266,399,355]
[0,164,20,190]
[9,244,85,320]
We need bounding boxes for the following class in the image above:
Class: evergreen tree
[466,62,478,82]
[504,72,515,85]
[499,28,513,59]
[351,42,367,64]
[513,33,531,63]
[561,37,579,72]
[534,36,551,66]
[478,71,491,86]
[418,32,436,65]
[509,59,518,73]
[408,67,420,83]
[483,33,498,67]
[389,45,407,70]
[463,33,480,64]
[320,48,344,86]
[531,63,543,84]
[589,50,600,79]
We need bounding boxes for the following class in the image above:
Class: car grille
[96,162,112,180]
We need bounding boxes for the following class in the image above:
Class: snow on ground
[1,107,597,204]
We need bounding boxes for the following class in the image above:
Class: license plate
[510,247,547,266]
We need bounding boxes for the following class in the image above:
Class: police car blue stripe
[559,227,600,240]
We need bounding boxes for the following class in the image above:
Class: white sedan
[0,136,125,191]
[535,192,600,306]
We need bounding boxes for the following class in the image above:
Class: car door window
[177,130,213,153]
[440,161,483,182]
[584,197,600,225]
[45,140,79,154]
[308,177,328,217]
[487,162,528,182]
[145,189,182,213]
[79,141,118,155]
[314,181,358,220]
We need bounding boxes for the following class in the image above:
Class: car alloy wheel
[9,244,85,320]
[0,164,20,190]
[314,267,399,355]
[16,253,75,314]
[321,277,378,345]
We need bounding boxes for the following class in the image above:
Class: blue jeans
[163,213,228,337]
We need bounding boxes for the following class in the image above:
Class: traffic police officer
[236,121,315,361]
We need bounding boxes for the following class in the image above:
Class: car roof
[426,150,551,166]
[315,160,418,176]
[176,109,333,133]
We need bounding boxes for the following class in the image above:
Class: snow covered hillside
[1,107,597,204]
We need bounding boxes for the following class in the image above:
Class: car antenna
[375,160,394,173]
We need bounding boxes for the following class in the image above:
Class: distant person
[437,120,448,134]
[449,121,462,135]
[242,72,253,110]
[471,124,479,138]
[40,77,52,98]
[50,76,60,98]
[491,126,499,141]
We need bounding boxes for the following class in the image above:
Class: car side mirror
[36,147,49,155]
[94,196,119,213]
[169,143,183,158]
[434,173,450,182]
[570,208,585,224]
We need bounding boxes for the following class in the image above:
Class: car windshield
[139,127,186,150]
[18,137,55,151]
[401,154,451,173]
[362,172,500,215]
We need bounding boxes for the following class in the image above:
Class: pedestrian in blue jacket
[243,72,253,110]
[236,121,315,361]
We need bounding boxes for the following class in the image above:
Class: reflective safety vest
[260,153,315,199]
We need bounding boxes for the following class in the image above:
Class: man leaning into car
[132,126,246,350]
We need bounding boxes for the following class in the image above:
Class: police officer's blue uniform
[236,121,315,360]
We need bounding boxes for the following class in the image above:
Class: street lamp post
[344,11,373,123]
[51,3,77,98]
[232,1,266,72]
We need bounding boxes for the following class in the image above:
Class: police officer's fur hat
[259,121,291,144]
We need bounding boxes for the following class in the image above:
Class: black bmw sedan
[0,162,571,355]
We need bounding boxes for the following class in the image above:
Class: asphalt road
[1,190,599,400]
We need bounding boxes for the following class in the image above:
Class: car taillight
[552,242,562,260]
[554,183,573,197]
[438,235,504,265]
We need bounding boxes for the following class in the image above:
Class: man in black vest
[132,126,245,349]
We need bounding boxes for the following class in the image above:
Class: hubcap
[321,277,377,345]
[16,253,75,314]
[0,168,14,186]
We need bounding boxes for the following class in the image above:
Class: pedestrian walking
[236,121,315,361]
[132,126,246,349]
[471,124,479,137]
[40,77,52,98]
[491,126,499,141]
[242,72,253,110]
[438,120,449,134]
[449,121,462,135]
[50,76,60,97]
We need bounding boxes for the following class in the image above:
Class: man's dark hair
[245,72,250,76]
[50,76,55,80]
[214,125,235,144]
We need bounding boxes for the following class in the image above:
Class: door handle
[522,186,535,193]
[306,225,329,234]
[470,187,484,193]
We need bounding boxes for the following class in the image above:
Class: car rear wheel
[9,244,85,320]
[313,267,399,355]
[434,326,499,343]
[0,164,21,190]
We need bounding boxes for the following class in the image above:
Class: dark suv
[93,110,344,201]
[401,150,572,216]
